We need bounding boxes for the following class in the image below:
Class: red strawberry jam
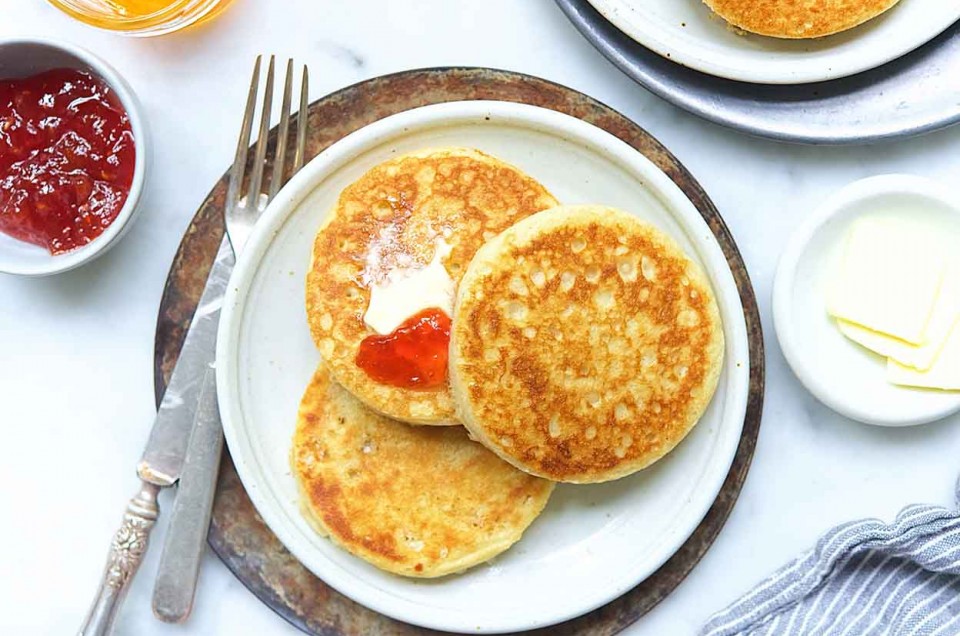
[0,68,135,254]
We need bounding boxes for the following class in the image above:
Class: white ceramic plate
[585,0,960,84]
[217,101,751,633]
[774,174,960,427]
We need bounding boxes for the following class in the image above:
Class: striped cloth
[703,479,960,636]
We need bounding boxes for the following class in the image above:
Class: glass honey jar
[47,0,234,36]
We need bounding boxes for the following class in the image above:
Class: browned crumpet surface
[450,205,725,483]
[703,0,900,38]
[306,148,558,425]
[291,366,555,578]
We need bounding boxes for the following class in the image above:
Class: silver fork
[149,55,309,625]
[224,55,309,254]
[80,55,309,636]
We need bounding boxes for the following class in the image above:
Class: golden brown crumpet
[291,366,555,578]
[306,148,558,426]
[703,0,901,39]
[450,205,725,484]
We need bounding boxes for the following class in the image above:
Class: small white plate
[774,174,960,427]
[217,101,751,633]
[586,0,960,84]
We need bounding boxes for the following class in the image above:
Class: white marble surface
[2,2,960,635]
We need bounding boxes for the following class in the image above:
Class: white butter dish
[773,174,960,427]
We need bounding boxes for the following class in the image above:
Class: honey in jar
[46,0,234,36]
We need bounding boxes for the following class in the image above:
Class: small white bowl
[774,174,960,427]
[0,38,147,276]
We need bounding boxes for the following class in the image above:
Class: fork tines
[225,55,309,247]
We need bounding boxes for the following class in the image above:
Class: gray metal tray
[556,0,960,144]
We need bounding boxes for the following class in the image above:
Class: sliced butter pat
[827,217,947,345]
[363,238,454,335]
[837,267,960,370]
[887,321,960,390]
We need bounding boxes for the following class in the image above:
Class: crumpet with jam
[306,148,557,425]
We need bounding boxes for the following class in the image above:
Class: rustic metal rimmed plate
[154,67,764,635]
[556,0,960,144]
[584,0,960,84]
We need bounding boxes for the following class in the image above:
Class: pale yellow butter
[888,321,960,390]
[363,238,454,335]
[827,217,947,344]
[837,267,960,370]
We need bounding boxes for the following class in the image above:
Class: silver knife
[79,239,235,636]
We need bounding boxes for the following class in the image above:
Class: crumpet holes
[677,309,700,327]
[504,301,529,321]
[584,265,601,284]
[641,255,657,281]
[509,276,529,296]
[548,415,561,438]
[560,271,576,292]
[594,289,615,310]
[617,259,637,282]
[585,426,597,440]
[571,237,587,253]
[530,269,546,288]
[615,403,631,421]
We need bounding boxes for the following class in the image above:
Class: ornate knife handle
[79,481,161,636]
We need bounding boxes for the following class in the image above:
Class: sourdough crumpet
[450,205,724,483]
[703,0,901,39]
[291,366,554,578]
[306,148,558,426]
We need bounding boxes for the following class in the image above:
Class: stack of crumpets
[293,149,725,578]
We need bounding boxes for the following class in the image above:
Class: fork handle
[79,481,160,636]
[152,369,223,623]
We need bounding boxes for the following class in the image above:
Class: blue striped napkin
[702,479,960,636]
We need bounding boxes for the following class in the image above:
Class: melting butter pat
[888,321,960,390]
[827,217,947,344]
[837,268,960,370]
[363,238,454,335]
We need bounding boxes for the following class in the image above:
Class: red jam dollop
[356,308,451,389]
[0,68,135,254]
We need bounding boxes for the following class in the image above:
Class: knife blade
[138,237,235,486]
[79,236,235,636]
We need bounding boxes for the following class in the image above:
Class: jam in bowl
[0,39,146,276]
